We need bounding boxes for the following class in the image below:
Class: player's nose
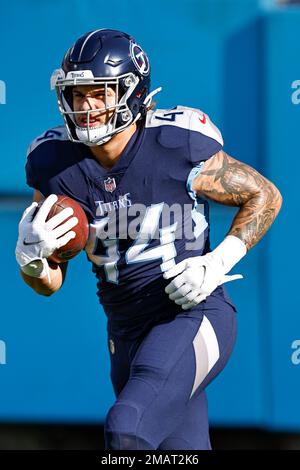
[80,96,96,111]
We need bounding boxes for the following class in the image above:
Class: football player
[15,29,282,450]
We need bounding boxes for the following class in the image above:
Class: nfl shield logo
[104,177,116,193]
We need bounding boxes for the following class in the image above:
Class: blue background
[0,0,299,430]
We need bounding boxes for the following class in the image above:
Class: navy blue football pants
[105,294,237,450]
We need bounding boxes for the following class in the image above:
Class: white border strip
[190,315,220,398]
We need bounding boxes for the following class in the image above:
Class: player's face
[72,85,117,128]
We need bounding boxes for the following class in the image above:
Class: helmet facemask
[51,70,141,146]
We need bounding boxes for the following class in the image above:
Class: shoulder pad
[27,125,69,156]
[146,106,223,146]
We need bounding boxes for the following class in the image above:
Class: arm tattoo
[193,151,282,250]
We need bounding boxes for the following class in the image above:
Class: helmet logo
[130,42,150,76]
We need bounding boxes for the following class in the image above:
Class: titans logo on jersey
[26,106,225,337]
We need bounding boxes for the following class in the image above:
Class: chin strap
[75,119,114,146]
[133,87,162,123]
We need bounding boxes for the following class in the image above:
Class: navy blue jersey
[26,106,231,338]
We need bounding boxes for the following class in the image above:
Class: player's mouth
[78,116,102,128]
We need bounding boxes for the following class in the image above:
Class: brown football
[36,195,89,263]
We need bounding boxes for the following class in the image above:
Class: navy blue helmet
[51,29,159,146]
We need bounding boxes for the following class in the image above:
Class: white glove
[163,235,247,310]
[15,194,78,279]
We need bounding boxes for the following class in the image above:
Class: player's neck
[90,123,137,170]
